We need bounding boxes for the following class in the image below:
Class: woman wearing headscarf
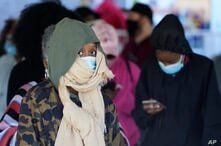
[92,20,140,146]
[132,14,221,146]
[17,18,127,146]
[0,3,81,145]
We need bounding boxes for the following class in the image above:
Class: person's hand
[143,100,165,115]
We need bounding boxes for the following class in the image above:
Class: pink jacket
[111,56,140,146]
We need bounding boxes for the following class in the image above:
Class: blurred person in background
[0,2,82,145]
[17,18,127,146]
[75,6,100,22]
[76,1,128,60]
[95,0,128,56]
[0,19,17,57]
[92,20,140,146]
[132,14,221,146]
[0,19,17,116]
[122,3,154,68]
[214,55,221,94]
[7,2,80,104]
[0,81,37,145]
[95,0,127,30]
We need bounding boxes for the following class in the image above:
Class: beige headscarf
[52,19,114,146]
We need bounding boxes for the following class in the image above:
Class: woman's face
[77,43,98,70]
[78,43,97,57]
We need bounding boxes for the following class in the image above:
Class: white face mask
[80,56,96,70]
[158,55,184,75]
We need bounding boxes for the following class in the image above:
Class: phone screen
[142,99,166,109]
[142,99,158,104]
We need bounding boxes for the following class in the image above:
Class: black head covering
[131,3,153,24]
[13,2,82,63]
[150,14,192,54]
[75,7,100,21]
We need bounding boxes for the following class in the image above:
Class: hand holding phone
[142,99,166,115]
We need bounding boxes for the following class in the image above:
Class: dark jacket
[122,37,154,68]
[132,54,221,146]
[7,59,44,104]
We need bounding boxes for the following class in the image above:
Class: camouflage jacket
[16,80,127,146]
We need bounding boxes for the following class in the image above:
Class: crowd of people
[0,1,221,146]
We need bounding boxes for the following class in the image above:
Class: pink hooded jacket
[92,20,140,146]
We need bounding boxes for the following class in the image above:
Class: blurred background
[0,0,220,58]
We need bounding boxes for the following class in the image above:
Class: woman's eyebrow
[91,46,97,50]
[92,44,97,48]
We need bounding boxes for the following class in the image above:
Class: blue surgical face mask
[80,56,96,70]
[158,55,184,75]
[4,40,17,56]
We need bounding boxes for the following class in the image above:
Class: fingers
[154,107,163,113]
[143,103,160,110]
[143,103,164,115]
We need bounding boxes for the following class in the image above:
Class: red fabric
[111,56,141,146]
[95,0,126,29]
[0,127,17,146]
[6,101,20,114]
[122,37,154,68]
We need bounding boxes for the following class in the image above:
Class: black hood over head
[150,14,192,54]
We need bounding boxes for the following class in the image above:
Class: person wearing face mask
[6,2,82,105]
[0,19,17,57]
[0,19,17,116]
[92,20,141,146]
[17,18,127,146]
[132,14,221,146]
[122,3,154,68]
[0,3,83,145]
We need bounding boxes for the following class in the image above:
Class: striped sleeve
[0,81,37,146]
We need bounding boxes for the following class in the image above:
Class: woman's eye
[91,51,96,56]
[78,51,83,56]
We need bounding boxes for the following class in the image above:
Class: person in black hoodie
[132,14,221,146]
[122,3,154,68]
[7,2,82,104]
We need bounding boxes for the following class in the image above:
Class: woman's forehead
[80,43,97,51]
[87,42,96,46]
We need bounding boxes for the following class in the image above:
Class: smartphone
[142,99,166,109]
[142,99,158,104]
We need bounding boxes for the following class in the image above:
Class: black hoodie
[150,14,192,54]
[132,14,221,146]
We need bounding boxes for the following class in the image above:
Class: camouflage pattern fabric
[16,80,127,146]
